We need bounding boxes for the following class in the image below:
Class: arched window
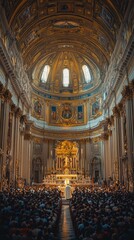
[63,68,69,87]
[41,65,50,83]
[82,65,91,83]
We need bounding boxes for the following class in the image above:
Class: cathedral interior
[0,1,134,240]
[0,0,134,192]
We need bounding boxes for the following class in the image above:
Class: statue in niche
[63,156,70,174]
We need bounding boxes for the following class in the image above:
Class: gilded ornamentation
[118,102,125,116]
[121,85,133,100]
[100,132,109,140]
[56,140,78,158]
[15,108,22,118]
[11,103,16,112]
[24,133,32,140]
[0,83,5,98]
[112,106,120,118]
[92,136,101,143]
[20,115,27,124]
[4,89,12,102]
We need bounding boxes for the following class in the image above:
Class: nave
[0,186,134,240]
[58,199,76,240]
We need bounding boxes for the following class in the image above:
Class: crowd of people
[0,187,61,240]
[0,184,134,240]
[70,187,134,240]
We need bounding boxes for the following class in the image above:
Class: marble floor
[58,199,77,240]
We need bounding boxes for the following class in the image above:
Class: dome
[32,50,101,96]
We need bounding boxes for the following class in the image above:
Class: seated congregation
[0,185,134,240]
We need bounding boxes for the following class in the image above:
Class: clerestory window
[63,68,69,87]
[82,65,91,83]
[41,65,50,83]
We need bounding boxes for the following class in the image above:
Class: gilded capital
[20,115,27,124]
[3,89,12,102]
[0,82,5,98]
[11,103,16,112]
[24,133,32,140]
[106,117,112,126]
[121,85,133,100]
[113,106,120,118]
[118,102,124,116]
[16,107,22,118]
[100,132,109,141]
[129,79,134,94]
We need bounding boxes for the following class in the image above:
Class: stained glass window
[82,65,91,83]
[41,65,50,83]
[63,68,69,87]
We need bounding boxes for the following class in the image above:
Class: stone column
[0,83,5,190]
[112,106,121,183]
[43,139,48,176]
[19,115,27,179]
[12,108,22,186]
[23,121,33,184]
[1,89,12,189]
[8,104,16,186]
[122,83,134,190]
[101,132,109,180]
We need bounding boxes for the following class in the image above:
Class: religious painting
[58,2,74,12]
[92,100,100,116]
[51,106,57,121]
[62,103,72,119]
[77,105,84,121]
[34,100,42,115]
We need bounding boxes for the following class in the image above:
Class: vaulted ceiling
[2,0,128,97]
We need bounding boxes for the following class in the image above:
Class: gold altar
[43,140,92,196]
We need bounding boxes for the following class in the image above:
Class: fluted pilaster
[121,84,134,190]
